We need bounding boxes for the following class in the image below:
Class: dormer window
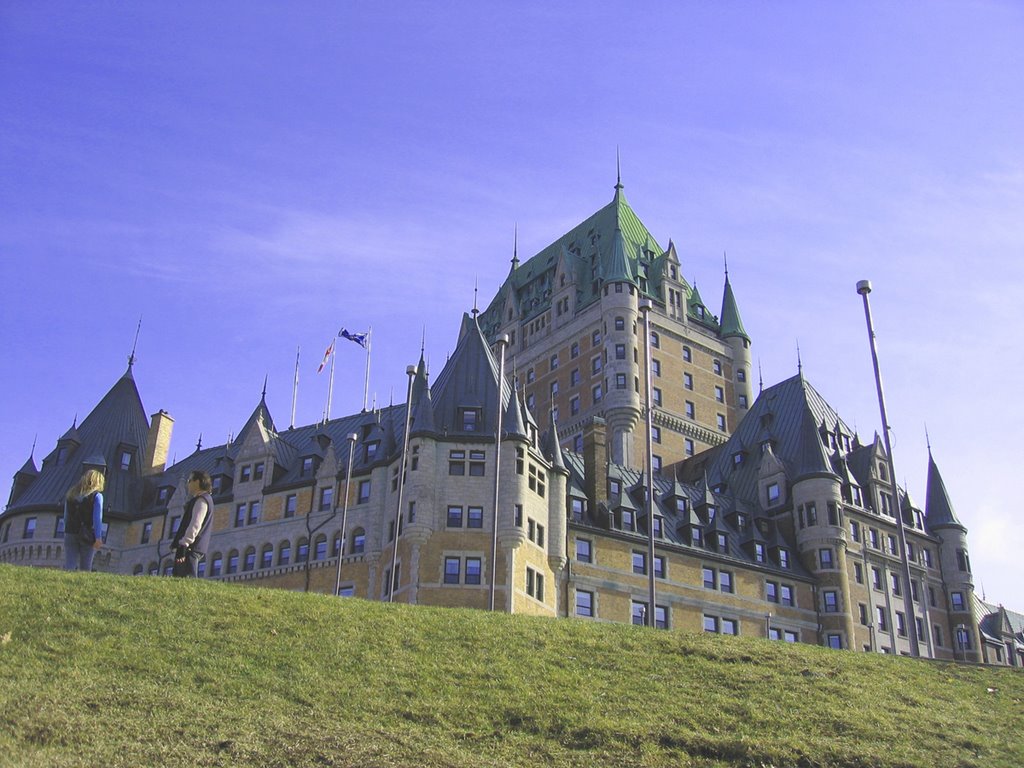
[732,452,744,467]
[253,462,265,480]
[157,487,170,504]
[240,465,251,483]
[212,476,224,494]
[118,450,132,470]
[675,498,687,514]
[365,441,379,462]
[461,408,481,432]
[55,446,69,466]
[767,482,780,505]
[696,306,705,319]
[609,479,621,496]
[301,457,314,476]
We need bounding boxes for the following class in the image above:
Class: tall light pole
[388,365,417,603]
[333,432,358,597]
[857,279,920,657]
[489,334,509,611]
[639,299,657,627]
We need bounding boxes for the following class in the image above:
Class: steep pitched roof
[429,314,510,436]
[925,450,964,531]
[6,366,151,515]
[719,274,749,341]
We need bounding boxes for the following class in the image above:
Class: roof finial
[196,433,203,452]
[472,275,479,317]
[262,374,268,401]
[797,341,802,375]
[724,251,729,281]
[925,424,932,455]
[758,359,764,393]
[615,146,623,192]
[420,326,426,358]
[509,223,520,273]
[128,315,142,370]
[30,434,37,459]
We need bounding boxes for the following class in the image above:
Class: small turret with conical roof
[926,447,982,661]
[720,261,753,412]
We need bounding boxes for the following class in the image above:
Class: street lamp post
[489,334,509,611]
[333,432,358,597]
[388,365,417,603]
[857,279,920,657]
[639,299,657,627]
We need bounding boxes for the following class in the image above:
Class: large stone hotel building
[3,181,1021,666]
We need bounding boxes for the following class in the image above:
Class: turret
[720,268,753,411]
[925,449,981,661]
[600,223,641,467]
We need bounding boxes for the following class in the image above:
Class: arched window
[227,549,239,574]
[278,541,291,566]
[243,547,256,571]
[332,531,342,557]
[313,534,327,561]
[296,538,310,563]
[209,553,222,576]
[261,544,274,569]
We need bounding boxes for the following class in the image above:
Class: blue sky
[2,2,1021,606]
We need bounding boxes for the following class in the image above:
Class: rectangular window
[319,487,333,511]
[713,359,722,375]
[632,551,646,575]
[896,611,907,637]
[827,634,842,650]
[890,573,901,596]
[285,494,297,518]
[703,567,716,590]
[444,556,461,584]
[23,517,37,539]
[461,408,480,432]
[685,438,695,457]
[819,548,834,569]
[571,342,579,359]
[703,615,719,633]
[722,618,738,635]
[951,592,965,611]
[467,506,483,529]
[824,590,839,613]
[447,506,463,528]
[576,590,594,618]
[248,501,261,525]
[592,384,602,403]
[766,581,778,603]
[715,385,724,402]
[716,413,726,431]
[850,520,860,542]
[253,462,264,480]
[358,480,371,504]
[570,395,580,415]
[654,555,665,579]
[877,607,889,633]
[684,372,693,390]
[141,522,152,545]
[653,388,662,406]
[719,570,734,593]
[780,585,794,606]
[240,465,251,483]
[685,401,695,419]
[234,504,246,528]
[576,538,592,563]
[465,557,482,585]
[652,359,661,377]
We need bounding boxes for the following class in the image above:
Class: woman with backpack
[64,468,105,571]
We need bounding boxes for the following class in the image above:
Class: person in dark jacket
[63,468,105,571]
[172,470,213,578]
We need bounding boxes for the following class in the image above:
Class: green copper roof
[719,276,749,341]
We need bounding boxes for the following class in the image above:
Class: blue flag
[339,328,368,349]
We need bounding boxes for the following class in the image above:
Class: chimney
[583,417,607,511]
[144,410,174,475]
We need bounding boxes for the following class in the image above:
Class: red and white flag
[316,339,335,374]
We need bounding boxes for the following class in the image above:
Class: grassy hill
[0,564,1021,768]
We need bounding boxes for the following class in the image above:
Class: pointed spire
[797,341,803,376]
[128,315,142,370]
[758,360,764,393]
[510,224,520,272]
[261,374,268,401]
[544,409,566,472]
[196,433,203,452]
[719,264,749,341]
[925,450,964,530]
[472,276,479,317]
[795,405,837,480]
[615,146,623,193]
[503,380,527,440]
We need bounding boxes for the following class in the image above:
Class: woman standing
[64,468,105,571]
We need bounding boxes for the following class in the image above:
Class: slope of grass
[0,564,1021,768]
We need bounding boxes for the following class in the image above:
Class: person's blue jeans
[64,536,97,571]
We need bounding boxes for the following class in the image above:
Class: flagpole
[290,346,300,429]
[362,327,372,412]
[327,341,336,421]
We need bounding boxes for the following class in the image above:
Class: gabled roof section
[925,450,964,531]
[7,366,151,515]
[697,373,856,507]
[230,395,278,459]
[430,314,510,437]
[477,184,662,339]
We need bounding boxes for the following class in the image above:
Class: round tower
[600,228,641,467]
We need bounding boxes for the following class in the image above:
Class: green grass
[0,564,1021,767]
